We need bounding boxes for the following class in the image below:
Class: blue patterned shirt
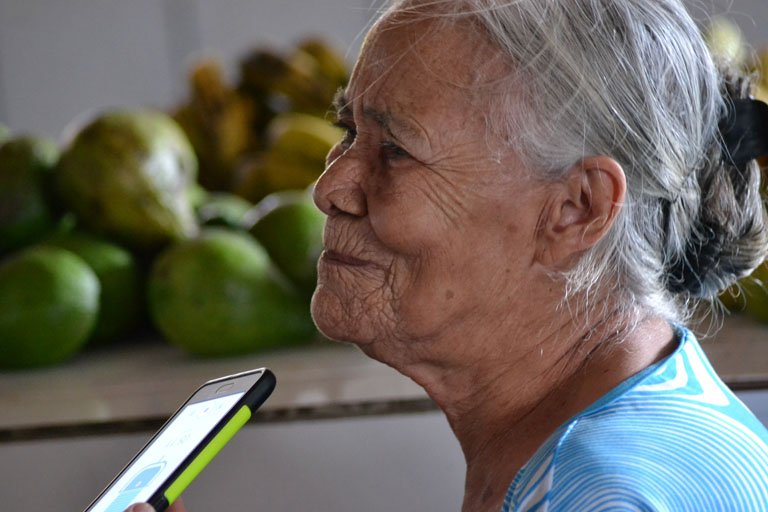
[503,327,768,511]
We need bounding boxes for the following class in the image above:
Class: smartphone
[84,368,276,512]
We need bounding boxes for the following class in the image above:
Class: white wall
[0,0,767,139]
[0,0,376,139]
[1,391,765,511]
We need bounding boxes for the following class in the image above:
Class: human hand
[124,498,187,512]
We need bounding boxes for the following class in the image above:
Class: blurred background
[1,0,767,139]
[0,0,371,138]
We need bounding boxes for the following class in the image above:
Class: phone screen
[88,391,245,512]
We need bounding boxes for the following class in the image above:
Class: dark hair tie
[719,97,768,171]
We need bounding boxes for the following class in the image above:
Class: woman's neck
[398,312,676,512]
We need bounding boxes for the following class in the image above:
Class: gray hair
[384,0,768,324]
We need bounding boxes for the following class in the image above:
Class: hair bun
[664,69,768,298]
[719,97,768,171]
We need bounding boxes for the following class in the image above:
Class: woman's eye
[334,121,356,148]
[342,127,357,147]
[380,141,410,161]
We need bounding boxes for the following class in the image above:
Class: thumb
[125,504,155,512]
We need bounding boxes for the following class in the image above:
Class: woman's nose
[313,149,368,218]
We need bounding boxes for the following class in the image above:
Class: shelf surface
[1,315,767,439]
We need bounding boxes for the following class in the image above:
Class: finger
[125,504,154,512]
[167,498,188,512]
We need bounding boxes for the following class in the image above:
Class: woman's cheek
[368,193,444,254]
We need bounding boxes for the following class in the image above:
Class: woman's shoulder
[590,326,768,436]
[572,326,766,432]
[537,406,768,510]
[503,327,768,511]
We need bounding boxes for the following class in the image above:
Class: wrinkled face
[311,15,549,363]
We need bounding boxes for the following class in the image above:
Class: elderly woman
[130,0,768,511]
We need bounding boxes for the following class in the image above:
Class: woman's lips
[321,250,371,267]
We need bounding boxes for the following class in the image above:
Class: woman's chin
[310,286,364,345]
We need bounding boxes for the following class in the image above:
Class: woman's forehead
[352,13,508,99]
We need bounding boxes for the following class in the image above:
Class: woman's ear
[535,156,626,267]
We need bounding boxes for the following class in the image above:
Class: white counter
[1,315,767,440]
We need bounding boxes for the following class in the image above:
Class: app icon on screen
[103,461,166,512]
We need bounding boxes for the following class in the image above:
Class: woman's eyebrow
[333,88,424,144]
[369,109,424,145]
[362,103,424,144]
[332,89,352,118]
